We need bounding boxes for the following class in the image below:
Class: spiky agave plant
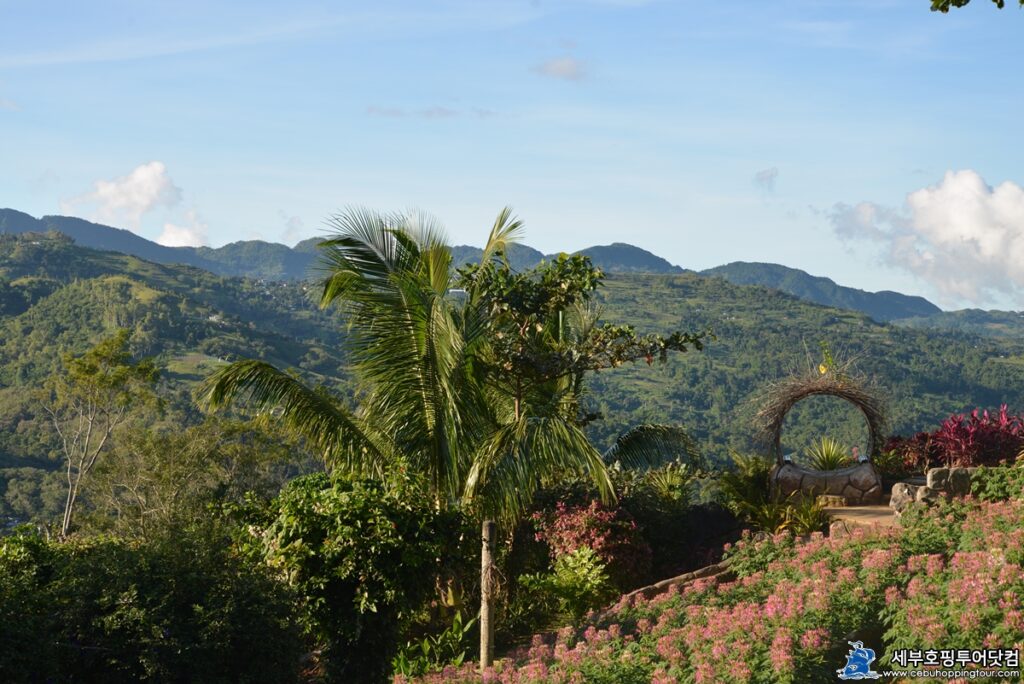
[806,437,853,471]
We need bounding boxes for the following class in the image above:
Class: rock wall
[770,462,883,505]
[889,466,977,516]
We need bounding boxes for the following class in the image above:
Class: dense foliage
[532,500,652,591]
[6,232,1024,524]
[233,471,470,682]
[0,524,302,683]
[6,222,1024,682]
[930,0,1024,10]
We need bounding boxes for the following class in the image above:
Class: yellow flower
[818,363,828,375]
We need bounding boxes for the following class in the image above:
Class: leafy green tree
[42,329,158,536]
[457,251,706,517]
[232,471,465,682]
[931,0,1023,10]
[199,208,705,671]
[457,244,705,665]
[83,417,316,540]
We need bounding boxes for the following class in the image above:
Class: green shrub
[392,609,477,677]
[234,472,468,683]
[531,499,652,591]
[745,500,792,533]
[873,448,913,482]
[971,463,1024,502]
[0,524,301,683]
[519,547,617,622]
[716,450,773,517]
[787,494,831,535]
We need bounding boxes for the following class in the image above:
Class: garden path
[824,494,898,534]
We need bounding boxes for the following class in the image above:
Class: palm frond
[464,414,614,523]
[312,208,484,503]
[602,424,704,471]
[316,208,426,311]
[197,360,391,476]
[479,207,524,266]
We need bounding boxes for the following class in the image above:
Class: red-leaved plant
[532,500,653,591]
[887,405,1024,471]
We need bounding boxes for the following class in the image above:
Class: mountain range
[2,208,1020,334]
[3,225,1024,522]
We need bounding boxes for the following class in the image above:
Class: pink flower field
[399,494,1024,683]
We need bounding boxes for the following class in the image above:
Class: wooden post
[479,519,496,671]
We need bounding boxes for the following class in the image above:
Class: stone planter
[770,461,883,505]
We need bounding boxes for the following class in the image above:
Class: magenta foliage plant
[887,405,1024,471]
[532,500,653,591]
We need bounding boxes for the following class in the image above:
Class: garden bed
[401,470,1024,683]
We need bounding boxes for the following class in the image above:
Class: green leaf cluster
[0,524,302,683]
[233,472,468,682]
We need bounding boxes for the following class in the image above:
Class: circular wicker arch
[757,374,887,466]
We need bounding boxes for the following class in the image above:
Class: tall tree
[199,208,705,670]
[456,251,705,665]
[43,329,158,537]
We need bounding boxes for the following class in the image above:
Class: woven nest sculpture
[756,370,887,466]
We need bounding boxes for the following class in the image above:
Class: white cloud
[279,211,306,243]
[0,97,18,111]
[754,167,779,192]
[157,209,208,247]
[534,56,586,81]
[61,161,182,230]
[830,170,1024,306]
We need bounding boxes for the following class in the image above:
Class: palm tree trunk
[479,519,496,671]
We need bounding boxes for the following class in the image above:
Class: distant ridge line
[1,208,942,322]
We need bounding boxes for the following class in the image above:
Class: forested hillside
[3,231,1024,523]
[587,275,1024,455]
[701,261,940,322]
[0,232,350,520]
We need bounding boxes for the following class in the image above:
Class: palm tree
[199,207,704,669]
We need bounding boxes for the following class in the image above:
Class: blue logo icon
[837,641,882,680]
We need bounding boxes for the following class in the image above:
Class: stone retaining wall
[889,466,977,516]
[770,462,883,504]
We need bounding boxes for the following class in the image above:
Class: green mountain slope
[0,232,350,469]
[575,243,684,274]
[585,273,1024,457]
[3,231,1024,519]
[702,261,940,322]
[893,309,1024,339]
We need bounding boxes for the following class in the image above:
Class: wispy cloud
[279,210,306,244]
[753,167,779,192]
[366,105,491,119]
[0,4,552,70]
[61,161,182,230]
[831,169,1024,306]
[0,14,344,69]
[534,56,586,81]
[0,97,18,111]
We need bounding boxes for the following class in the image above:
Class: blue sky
[2,0,1023,308]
